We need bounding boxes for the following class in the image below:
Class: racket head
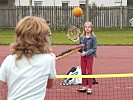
[66,26,81,42]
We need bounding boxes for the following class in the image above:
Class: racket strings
[67,26,81,42]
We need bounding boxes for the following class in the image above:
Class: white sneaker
[87,88,92,94]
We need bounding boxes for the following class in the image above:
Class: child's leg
[86,57,94,88]
[81,57,87,86]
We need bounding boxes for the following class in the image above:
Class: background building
[15,0,127,7]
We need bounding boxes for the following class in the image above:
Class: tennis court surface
[0,45,133,100]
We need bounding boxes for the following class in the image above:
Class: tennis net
[46,73,133,100]
[1,73,133,100]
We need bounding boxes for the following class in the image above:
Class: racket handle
[78,49,83,53]
[78,44,84,53]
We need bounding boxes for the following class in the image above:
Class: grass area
[95,29,133,45]
[0,28,133,45]
[0,29,15,45]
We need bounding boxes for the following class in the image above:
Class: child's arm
[47,55,56,89]
[47,79,55,89]
[50,53,57,60]
[0,80,6,99]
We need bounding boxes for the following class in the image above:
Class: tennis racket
[56,44,84,60]
[66,26,83,42]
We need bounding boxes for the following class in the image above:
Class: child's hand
[80,51,86,56]
[80,44,85,48]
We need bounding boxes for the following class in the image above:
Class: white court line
[114,86,133,89]
[126,87,133,89]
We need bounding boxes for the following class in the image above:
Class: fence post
[18,6,22,20]
[29,0,32,16]
[120,6,123,29]
[53,5,56,30]
[86,0,89,21]
[115,0,123,29]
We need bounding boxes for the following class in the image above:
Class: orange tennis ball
[73,7,83,17]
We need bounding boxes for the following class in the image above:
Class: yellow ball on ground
[73,7,83,17]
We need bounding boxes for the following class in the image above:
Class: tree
[127,0,133,6]
[0,0,8,4]
[92,2,97,8]
[0,0,15,6]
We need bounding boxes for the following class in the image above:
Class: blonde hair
[83,21,94,35]
[10,16,51,60]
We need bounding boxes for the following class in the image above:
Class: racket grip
[78,44,84,53]
[78,49,83,53]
